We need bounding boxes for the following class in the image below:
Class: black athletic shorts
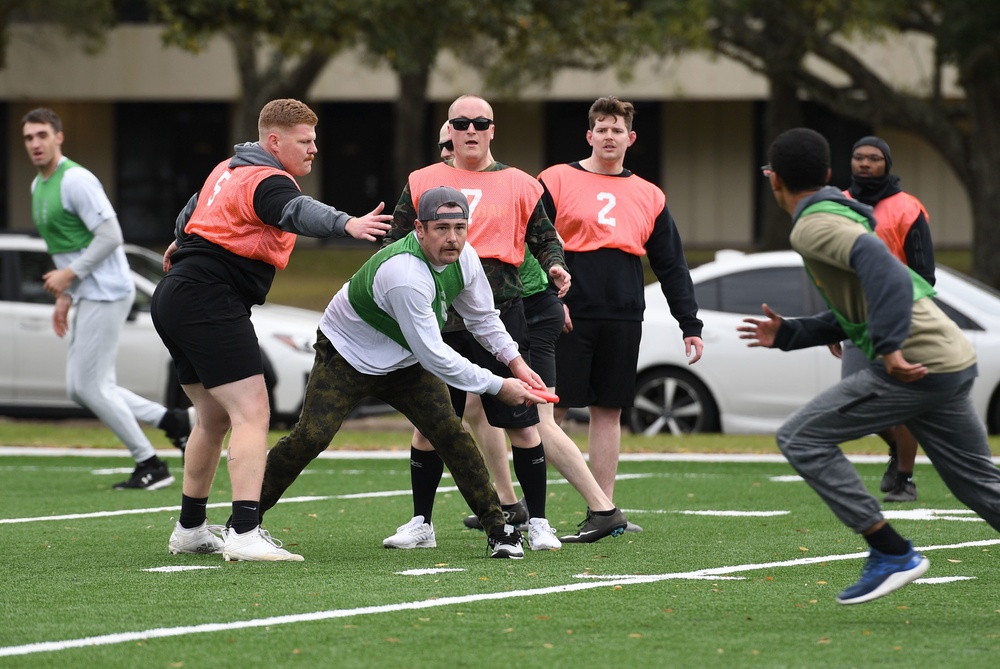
[554,317,641,408]
[523,288,564,388]
[445,298,538,429]
[151,275,264,389]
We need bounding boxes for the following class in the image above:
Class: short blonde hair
[258,99,318,138]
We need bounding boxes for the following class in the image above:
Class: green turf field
[1,446,997,668]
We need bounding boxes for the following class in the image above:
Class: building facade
[1,24,972,249]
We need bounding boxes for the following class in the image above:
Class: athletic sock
[179,495,209,529]
[137,455,162,468]
[231,500,261,535]
[593,508,618,516]
[410,446,443,524]
[897,471,914,485]
[864,523,910,556]
[512,443,547,519]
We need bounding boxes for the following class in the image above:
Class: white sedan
[0,234,322,425]
[630,250,1000,435]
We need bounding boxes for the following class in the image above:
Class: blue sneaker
[836,542,929,605]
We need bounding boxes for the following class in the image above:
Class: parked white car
[0,234,321,425]
[630,249,1000,435]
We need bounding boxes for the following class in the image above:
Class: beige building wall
[663,101,756,247]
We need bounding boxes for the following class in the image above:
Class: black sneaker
[487,524,524,559]
[159,408,192,454]
[883,479,917,503]
[113,460,175,491]
[879,450,898,493]
[464,498,529,531]
[560,508,628,543]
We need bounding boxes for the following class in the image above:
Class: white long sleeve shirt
[320,240,519,395]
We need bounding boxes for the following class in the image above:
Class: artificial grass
[2,452,997,668]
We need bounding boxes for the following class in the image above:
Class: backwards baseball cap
[852,136,893,172]
[417,186,470,221]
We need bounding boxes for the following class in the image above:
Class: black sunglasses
[437,140,454,152]
[449,117,493,131]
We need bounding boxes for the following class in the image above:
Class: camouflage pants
[260,330,505,534]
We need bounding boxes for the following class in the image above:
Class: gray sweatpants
[67,294,167,463]
[777,368,1000,534]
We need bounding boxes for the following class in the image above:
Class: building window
[115,103,229,245]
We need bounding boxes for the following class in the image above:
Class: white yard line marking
[3,536,995,658]
[143,566,221,573]
[395,568,466,576]
[915,576,975,584]
[623,509,790,517]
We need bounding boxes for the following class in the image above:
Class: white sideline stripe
[915,576,975,584]
[623,509,790,517]
[5,446,987,466]
[2,537,996,658]
[0,491,419,525]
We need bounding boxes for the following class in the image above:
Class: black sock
[410,447,443,524]
[512,443,547,519]
[137,455,162,469]
[897,471,914,485]
[231,500,261,535]
[179,495,209,529]
[864,523,910,556]
[594,508,618,516]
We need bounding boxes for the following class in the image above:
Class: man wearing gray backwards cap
[834,135,936,503]
[258,186,552,559]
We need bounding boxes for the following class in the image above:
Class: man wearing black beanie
[837,136,936,504]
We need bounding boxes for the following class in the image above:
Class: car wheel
[628,367,719,436]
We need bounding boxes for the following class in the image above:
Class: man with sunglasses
[538,96,704,538]
[833,136,936,503]
[381,95,571,553]
[437,121,455,161]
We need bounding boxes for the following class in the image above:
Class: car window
[932,297,982,331]
[695,266,818,317]
[125,249,166,283]
[17,251,56,304]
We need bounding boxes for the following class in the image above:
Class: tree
[154,0,638,187]
[352,0,637,187]
[155,0,360,145]
[637,0,1000,285]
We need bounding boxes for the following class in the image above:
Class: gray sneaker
[463,498,528,531]
[884,479,917,503]
[880,452,899,493]
[560,508,628,543]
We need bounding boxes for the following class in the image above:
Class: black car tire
[628,367,720,436]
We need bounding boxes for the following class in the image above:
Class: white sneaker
[528,517,562,551]
[383,515,437,549]
[222,526,304,562]
[168,521,225,554]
